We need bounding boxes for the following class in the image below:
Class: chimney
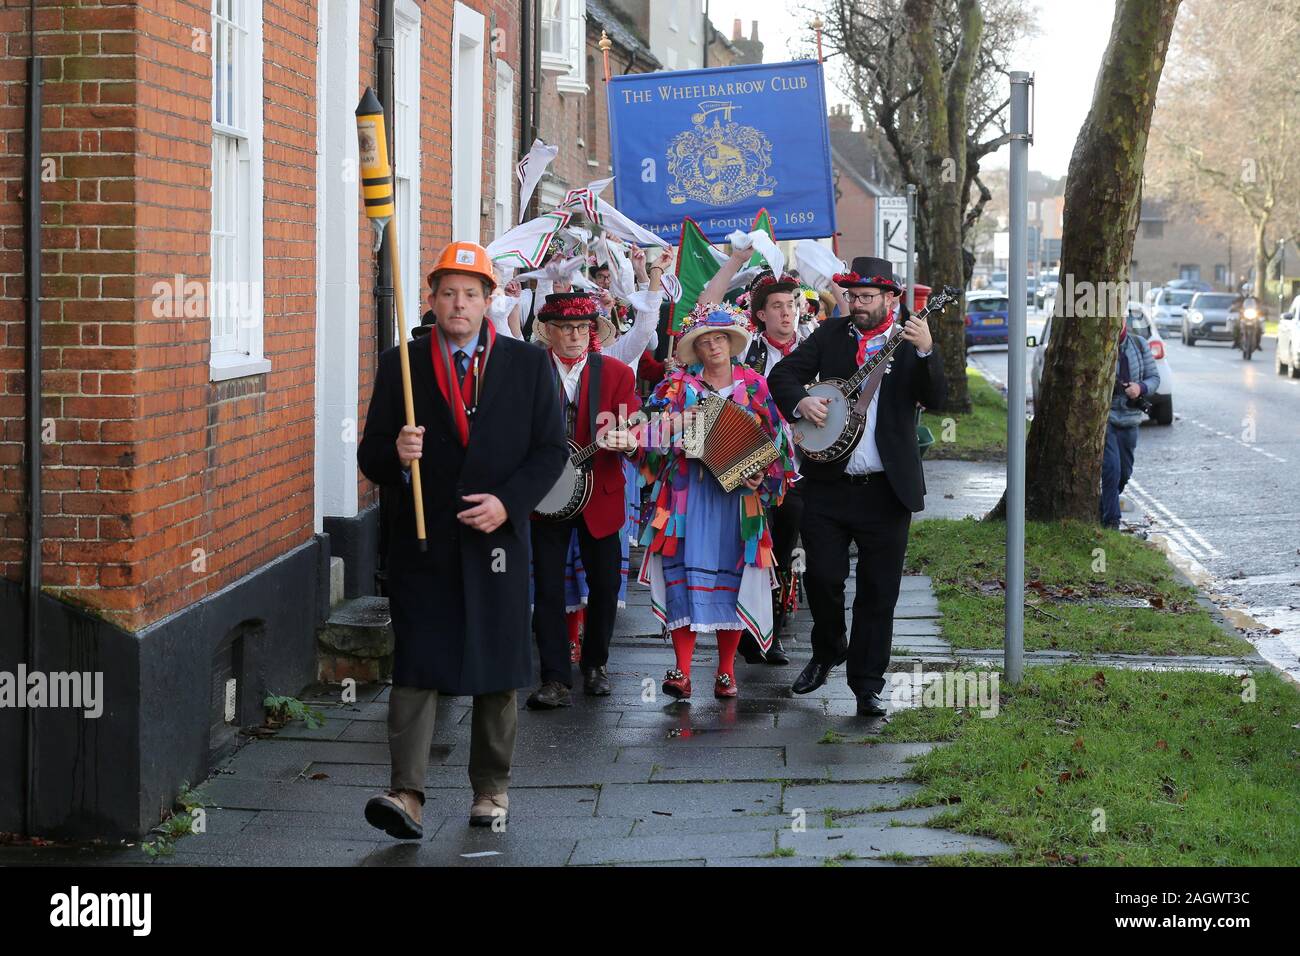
[750,20,759,42]
[827,104,852,131]
[733,18,742,41]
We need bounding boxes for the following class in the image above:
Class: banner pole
[599,31,611,83]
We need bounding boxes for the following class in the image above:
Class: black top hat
[834,256,902,293]
[537,291,600,322]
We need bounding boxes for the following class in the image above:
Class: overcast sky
[704,0,1116,179]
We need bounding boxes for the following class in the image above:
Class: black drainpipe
[374,0,396,597]
[520,0,531,174]
[22,2,43,839]
[375,0,395,357]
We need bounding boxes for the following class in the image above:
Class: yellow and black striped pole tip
[356,87,394,223]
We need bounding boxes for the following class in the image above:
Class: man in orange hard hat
[358,239,567,836]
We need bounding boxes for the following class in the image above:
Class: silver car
[1277,295,1300,379]
[1146,287,1195,335]
[1182,292,1238,345]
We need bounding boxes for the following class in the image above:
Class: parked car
[1277,295,1300,379]
[1031,301,1173,425]
[1124,304,1174,425]
[1165,278,1212,293]
[1145,286,1196,335]
[1182,291,1239,345]
[989,270,1008,293]
[1036,270,1059,308]
[964,290,1009,347]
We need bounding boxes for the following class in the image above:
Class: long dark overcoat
[358,331,566,694]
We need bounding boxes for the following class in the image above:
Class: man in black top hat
[767,257,946,716]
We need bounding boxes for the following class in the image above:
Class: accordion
[681,395,780,492]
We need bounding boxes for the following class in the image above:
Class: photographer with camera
[1101,322,1161,529]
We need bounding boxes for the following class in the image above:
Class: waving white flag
[515,139,559,220]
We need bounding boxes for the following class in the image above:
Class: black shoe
[582,665,611,696]
[763,635,790,666]
[790,649,848,695]
[526,680,572,710]
[739,632,766,665]
[855,692,888,716]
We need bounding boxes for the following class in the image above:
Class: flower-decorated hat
[832,255,902,293]
[674,302,754,365]
[746,269,801,315]
[535,291,616,348]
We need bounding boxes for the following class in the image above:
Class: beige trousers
[387,685,517,799]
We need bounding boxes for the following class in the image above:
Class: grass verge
[905,517,1254,656]
[879,665,1300,866]
[920,367,1010,461]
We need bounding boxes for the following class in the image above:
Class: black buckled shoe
[855,691,888,716]
[763,635,790,666]
[582,665,611,696]
[738,632,767,665]
[525,680,572,710]
[790,648,848,695]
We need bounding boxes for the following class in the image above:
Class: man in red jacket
[528,292,642,708]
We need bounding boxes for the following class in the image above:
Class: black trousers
[531,517,623,686]
[769,483,804,575]
[799,474,911,696]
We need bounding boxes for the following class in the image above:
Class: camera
[1115,379,1153,414]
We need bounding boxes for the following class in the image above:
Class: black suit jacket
[767,310,946,513]
[358,332,567,694]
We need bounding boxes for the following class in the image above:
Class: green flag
[747,207,776,270]
[670,217,723,332]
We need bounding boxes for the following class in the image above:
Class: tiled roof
[587,0,661,69]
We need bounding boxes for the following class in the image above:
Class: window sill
[556,75,589,96]
[540,52,571,74]
[210,355,272,382]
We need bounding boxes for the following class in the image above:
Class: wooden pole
[386,225,428,550]
[599,30,612,83]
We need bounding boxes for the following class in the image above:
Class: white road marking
[1126,478,1223,559]
[1181,416,1287,463]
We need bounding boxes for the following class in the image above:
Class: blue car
[964,292,1009,346]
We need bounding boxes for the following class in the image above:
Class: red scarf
[431,323,496,446]
[853,305,898,366]
[763,332,797,358]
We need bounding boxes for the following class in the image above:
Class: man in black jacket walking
[767,257,946,716]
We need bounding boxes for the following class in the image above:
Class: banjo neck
[837,294,953,396]
[570,410,647,467]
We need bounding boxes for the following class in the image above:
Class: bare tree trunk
[1253,217,1272,298]
[905,0,982,413]
[991,0,1182,522]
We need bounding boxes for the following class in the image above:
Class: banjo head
[793,380,851,453]
[534,440,590,520]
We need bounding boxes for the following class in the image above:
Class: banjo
[795,287,959,463]
[534,410,647,521]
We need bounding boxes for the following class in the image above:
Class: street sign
[876,196,908,279]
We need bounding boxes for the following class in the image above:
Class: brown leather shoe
[364,788,423,839]
[469,791,509,827]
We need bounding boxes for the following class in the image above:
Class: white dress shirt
[551,351,587,405]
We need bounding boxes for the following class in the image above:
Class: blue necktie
[455,350,469,384]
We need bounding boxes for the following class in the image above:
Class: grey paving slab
[360,835,580,867]
[779,824,1011,859]
[782,782,925,813]
[595,782,782,818]
[715,855,908,867]
[168,832,385,865]
[419,786,600,818]
[616,745,785,770]
[570,829,775,866]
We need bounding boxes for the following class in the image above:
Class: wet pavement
[969,330,1300,681]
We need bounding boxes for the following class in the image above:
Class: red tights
[670,625,742,679]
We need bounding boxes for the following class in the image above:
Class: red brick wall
[836,173,877,260]
[1,0,520,626]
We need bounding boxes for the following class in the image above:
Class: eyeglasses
[846,290,887,305]
[552,321,593,335]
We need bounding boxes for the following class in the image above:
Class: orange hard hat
[429,241,496,289]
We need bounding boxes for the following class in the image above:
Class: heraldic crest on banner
[666,101,777,206]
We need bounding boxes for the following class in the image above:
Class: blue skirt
[659,461,746,631]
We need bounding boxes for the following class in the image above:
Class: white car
[1277,295,1300,379]
[1032,301,1174,424]
[1143,286,1195,335]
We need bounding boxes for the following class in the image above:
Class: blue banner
[607,60,837,244]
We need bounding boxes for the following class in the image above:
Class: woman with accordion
[637,303,798,700]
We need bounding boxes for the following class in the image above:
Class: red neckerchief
[763,331,797,358]
[853,304,898,366]
[431,322,496,446]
